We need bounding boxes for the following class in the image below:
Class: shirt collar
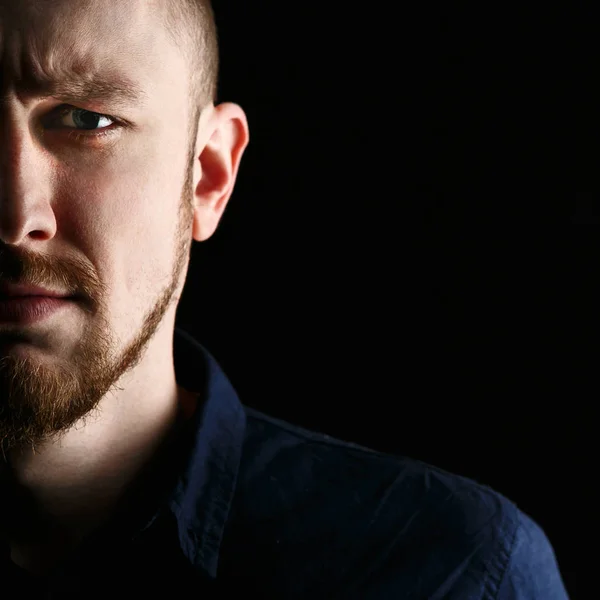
[0,327,247,585]
[161,326,247,579]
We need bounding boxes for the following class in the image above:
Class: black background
[176,4,586,598]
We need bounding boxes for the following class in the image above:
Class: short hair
[155,0,219,170]
[157,0,219,123]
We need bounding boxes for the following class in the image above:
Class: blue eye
[55,107,115,131]
[45,105,124,143]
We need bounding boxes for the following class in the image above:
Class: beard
[0,157,196,459]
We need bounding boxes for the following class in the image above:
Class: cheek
[60,145,183,240]
[54,149,185,309]
[54,125,189,287]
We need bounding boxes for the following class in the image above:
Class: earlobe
[191,103,250,242]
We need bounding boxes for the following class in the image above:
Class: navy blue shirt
[1,327,570,599]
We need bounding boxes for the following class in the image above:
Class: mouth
[0,295,76,301]
[0,281,79,299]
[0,295,79,325]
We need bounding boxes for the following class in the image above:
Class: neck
[0,380,194,575]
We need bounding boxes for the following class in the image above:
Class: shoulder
[228,409,567,599]
[497,510,570,600]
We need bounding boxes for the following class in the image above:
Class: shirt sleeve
[497,510,570,600]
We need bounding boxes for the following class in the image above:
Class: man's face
[0,0,198,455]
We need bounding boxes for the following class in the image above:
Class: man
[0,1,569,598]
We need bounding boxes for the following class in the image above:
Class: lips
[0,282,72,299]
[0,295,74,324]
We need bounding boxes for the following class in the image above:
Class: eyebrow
[2,71,148,110]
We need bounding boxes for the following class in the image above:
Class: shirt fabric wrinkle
[0,326,570,599]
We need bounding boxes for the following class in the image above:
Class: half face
[0,0,198,454]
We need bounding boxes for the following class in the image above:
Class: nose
[0,107,58,246]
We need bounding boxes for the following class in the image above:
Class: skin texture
[0,0,249,574]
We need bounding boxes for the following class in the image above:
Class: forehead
[0,0,184,105]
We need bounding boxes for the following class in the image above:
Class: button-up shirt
[1,327,570,599]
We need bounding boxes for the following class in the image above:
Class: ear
[191,102,250,242]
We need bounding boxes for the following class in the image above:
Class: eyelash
[48,105,125,142]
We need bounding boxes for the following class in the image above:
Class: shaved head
[151,0,219,181]
[155,0,219,122]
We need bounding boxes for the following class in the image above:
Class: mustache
[0,244,102,304]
